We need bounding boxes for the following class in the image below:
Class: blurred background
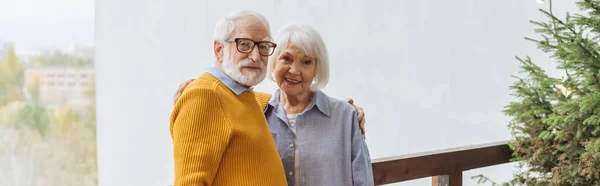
[0,0,95,185]
[0,0,582,185]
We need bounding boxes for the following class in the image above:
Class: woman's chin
[280,88,303,96]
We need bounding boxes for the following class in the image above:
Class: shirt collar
[206,67,253,95]
[266,89,330,117]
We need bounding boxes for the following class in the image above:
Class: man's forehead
[234,33,272,41]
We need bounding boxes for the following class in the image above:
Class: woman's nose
[288,64,300,74]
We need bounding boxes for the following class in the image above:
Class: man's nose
[248,45,261,62]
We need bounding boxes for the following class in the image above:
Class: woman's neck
[280,91,314,114]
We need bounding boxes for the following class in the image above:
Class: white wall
[95,0,579,185]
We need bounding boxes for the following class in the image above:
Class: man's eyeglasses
[227,38,277,56]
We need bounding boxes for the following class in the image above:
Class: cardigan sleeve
[170,87,232,186]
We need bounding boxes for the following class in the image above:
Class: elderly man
[170,11,287,186]
[170,11,366,186]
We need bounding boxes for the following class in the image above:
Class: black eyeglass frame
[226,38,277,56]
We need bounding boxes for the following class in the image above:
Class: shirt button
[289,143,294,148]
[290,123,295,127]
[289,171,293,176]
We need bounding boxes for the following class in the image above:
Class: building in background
[23,65,95,110]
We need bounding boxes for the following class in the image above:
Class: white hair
[267,23,330,90]
[213,11,271,45]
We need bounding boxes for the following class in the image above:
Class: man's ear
[214,40,224,63]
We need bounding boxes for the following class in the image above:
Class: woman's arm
[349,110,375,186]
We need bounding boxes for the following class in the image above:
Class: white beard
[221,49,266,87]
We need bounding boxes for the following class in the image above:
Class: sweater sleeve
[254,91,273,111]
[170,87,232,186]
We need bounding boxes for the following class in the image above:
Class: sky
[0,0,94,50]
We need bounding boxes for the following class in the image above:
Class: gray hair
[267,23,330,90]
[213,11,271,45]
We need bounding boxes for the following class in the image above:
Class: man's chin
[241,75,266,87]
[240,67,263,74]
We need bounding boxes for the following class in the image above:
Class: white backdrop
[96,0,579,185]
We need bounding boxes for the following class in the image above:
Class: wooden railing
[371,141,513,186]
[167,141,512,186]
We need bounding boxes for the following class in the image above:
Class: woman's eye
[303,60,312,65]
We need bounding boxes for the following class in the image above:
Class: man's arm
[349,110,374,186]
[346,98,366,138]
[170,87,231,186]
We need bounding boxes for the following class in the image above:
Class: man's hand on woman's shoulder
[172,78,367,138]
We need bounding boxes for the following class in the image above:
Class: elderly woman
[174,24,373,186]
[261,23,373,186]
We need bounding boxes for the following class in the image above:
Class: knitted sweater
[170,72,287,186]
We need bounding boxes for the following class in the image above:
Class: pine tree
[503,0,600,185]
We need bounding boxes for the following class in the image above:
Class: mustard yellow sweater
[170,73,286,186]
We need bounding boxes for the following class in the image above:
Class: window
[81,74,88,79]
[80,82,88,87]
[48,82,55,86]
[47,73,56,78]
[68,82,76,86]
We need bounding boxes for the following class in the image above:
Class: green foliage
[15,102,50,138]
[0,44,25,105]
[82,79,97,183]
[496,0,600,185]
[0,43,98,185]
[31,51,94,66]
[15,77,50,138]
[83,80,97,137]
[53,103,81,134]
[0,101,25,128]
[472,175,517,186]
